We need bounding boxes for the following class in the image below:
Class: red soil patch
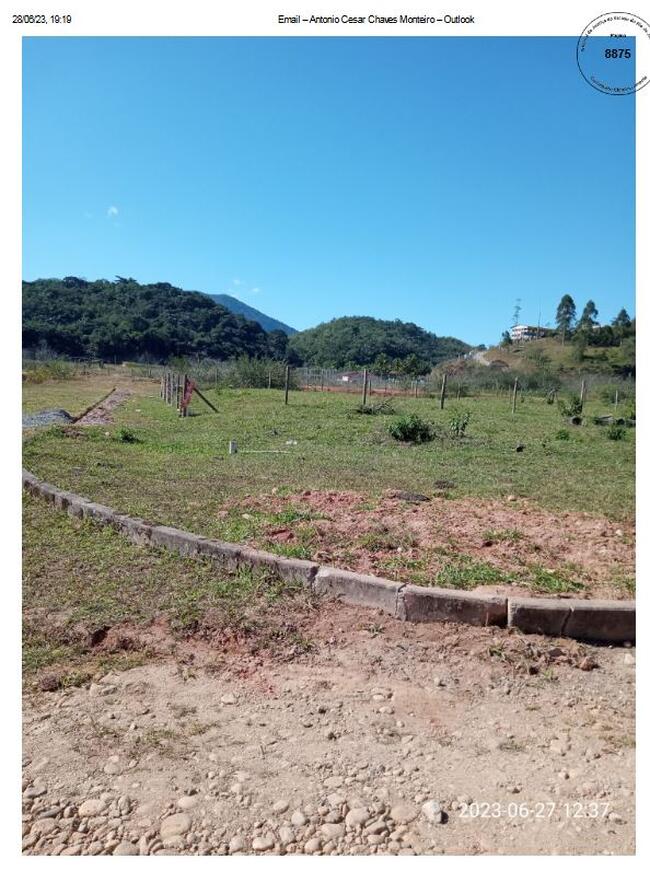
[227,490,635,601]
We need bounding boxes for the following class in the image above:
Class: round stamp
[577,11,650,94]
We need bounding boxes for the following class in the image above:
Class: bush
[557,394,583,417]
[117,427,140,443]
[355,399,395,416]
[448,410,471,438]
[606,427,626,441]
[388,414,433,444]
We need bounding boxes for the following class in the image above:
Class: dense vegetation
[288,316,470,372]
[23,277,290,363]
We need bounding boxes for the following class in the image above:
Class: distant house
[510,324,554,342]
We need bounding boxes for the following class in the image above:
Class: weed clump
[606,426,626,441]
[448,410,471,438]
[354,399,395,416]
[117,427,140,443]
[388,414,433,444]
[557,394,583,418]
[555,429,570,441]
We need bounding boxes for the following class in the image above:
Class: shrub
[117,427,140,443]
[606,427,626,441]
[388,414,433,444]
[354,399,395,416]
[448,410,471,438]
[557,394,583,417]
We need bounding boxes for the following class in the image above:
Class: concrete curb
[398,584,507,627]
[22,470,636,644]
[313,566,404,613]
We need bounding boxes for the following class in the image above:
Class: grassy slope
[23,377,634,522]
[484,340,622,376]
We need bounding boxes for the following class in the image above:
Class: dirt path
[22,606,635,856]
[75,389,132,426]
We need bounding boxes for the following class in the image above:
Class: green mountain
[288,316,470,371]
[207,293,296,334]
[22,277,289,362]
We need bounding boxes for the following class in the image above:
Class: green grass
[22,375,116,416]
[483,528,524,543]
[22,379,634,529]
[22,492,318,685]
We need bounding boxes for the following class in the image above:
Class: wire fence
[22,353,635,408]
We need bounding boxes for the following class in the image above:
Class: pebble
[390,802,418,824]
[24,783,48,799]
[177,795,199,810]
[291,810,307,827]
[252,835,274,852]
[279,826,295,845]
[78,799,105,818]
[303,837,321,854]
[229,835,245,854]
[345,807,370,829]
[221,694,237,705]
[272,799,290,815]
[160,813,191,843]
[320,823,344,841]
[421,800,444,824]
[113,841,139,856]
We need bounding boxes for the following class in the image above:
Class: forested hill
[288,316,470,371]
[207,293,296,335]
[22,277,289,362]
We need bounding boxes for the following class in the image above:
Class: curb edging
[22,470,636,645]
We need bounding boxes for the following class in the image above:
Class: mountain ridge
[207,293,296,335]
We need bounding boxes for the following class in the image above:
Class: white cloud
[250,287,260,294]
[232,278,241,286]
[107,206,119,217]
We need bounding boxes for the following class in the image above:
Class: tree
[555,295,576,344]
[512,299,522,327]
[577,300,598,333]
[500,330,512,347]
[612,308,632,345]
[267,329,288,360]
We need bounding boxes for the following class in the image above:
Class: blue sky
[23,37,635,344]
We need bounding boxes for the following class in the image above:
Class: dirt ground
[75,389,132,426]
[230,490,635,600]
[22,604,635,856]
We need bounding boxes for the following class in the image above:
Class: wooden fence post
[268,368,272,389]
[580,379,586,410]
[284,364,290,405]
[512,377,519,415]
[362,368,369,405]
[440,373,447,410]
[615,389,619,409]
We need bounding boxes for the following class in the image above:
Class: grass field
[21,373,146,417]
[23,375,634,523]
[22,374,636,682]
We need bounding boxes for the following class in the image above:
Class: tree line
[23,279,471,372]
[23,277,290,363]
